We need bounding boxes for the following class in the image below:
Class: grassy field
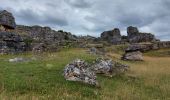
[0,48,170,100]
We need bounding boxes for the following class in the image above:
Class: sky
[1,0,170,40]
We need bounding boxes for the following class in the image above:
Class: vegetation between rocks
[0,48,170,100]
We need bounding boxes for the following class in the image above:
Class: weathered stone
[153,41,170,49]
[122,51,143,61]
[88,47,106,55]
[101,28,122,44]
[92,58,129,77]
[64,59,99,86]
[0,46,9,55]
[0,10,16,29]
[127,26,156,43]
[32,43,46,53]
[16,25,77,42]
[0,32,26,54]
[127,26,139,35]
[126,43,153,52]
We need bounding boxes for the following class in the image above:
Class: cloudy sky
[1,0,170,40]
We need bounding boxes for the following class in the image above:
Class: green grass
[0,48,170,100]
[145,48,170,57]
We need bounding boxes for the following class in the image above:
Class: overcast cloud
[1,0,170,40]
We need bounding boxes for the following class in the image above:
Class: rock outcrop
[101,28,122,44]
[16,25,77,42]
[0,10,26,54]
[92,58,129,77]
[0,32,25,54]
[125,43,153,52]
[153,41,170,49]
[64,59,99,86]
[127,26,156,43]
[0,10,16,29]
[125,42,170,53]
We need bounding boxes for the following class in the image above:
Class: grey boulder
[122,51,143,61]
[92,58,129,77]
[0,10,16,29]
[64,59,99,86]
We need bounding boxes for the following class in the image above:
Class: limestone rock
[16,25,77,42]
[127,26,139,35]
[32,43,46,53]
[101,28,122,44]
[0,32,25,54]
[153,41,170,49]
[0,10,16,29]
[126,43,153,52]
[64,59,99,86]
[127,26,156,43]
[88,47,106,55]
[122,51,143,61]
[92,58,129,77]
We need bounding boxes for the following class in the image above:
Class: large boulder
[64,59,99,86]
[101,28,122,44]
[91,58,129,77]
[127,26,156,43]
[0,10,16,29]
[122,51,143,61]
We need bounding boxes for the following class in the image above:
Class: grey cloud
[1,0,170,40]
[14,9,68,26]
[64,0,92,8]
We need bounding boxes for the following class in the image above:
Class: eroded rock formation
[101,28,122,44]
[127,26,156,43]
[0,10,16,29]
